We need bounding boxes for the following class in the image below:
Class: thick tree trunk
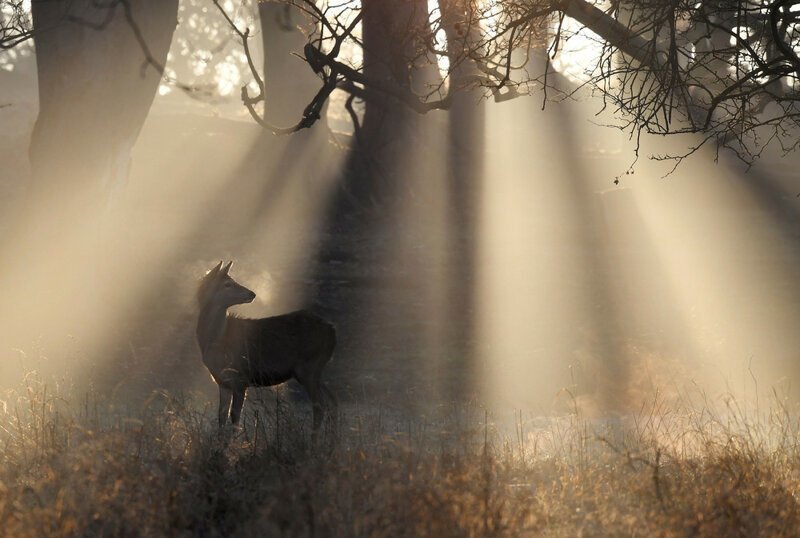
[304,1,446,405]
[29,0,178,213]
[0,0,178,357]
[258,1,326,129]
[343,0,425,203]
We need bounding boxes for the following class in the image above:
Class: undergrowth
[2,372,800,537]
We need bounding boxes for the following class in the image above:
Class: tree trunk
[343,0,425,203]
[30,0,178,213]
[259,1,326,129]
[1,0,178,356]
[439,0,485,399]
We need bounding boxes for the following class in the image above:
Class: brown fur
[196,261,337,436]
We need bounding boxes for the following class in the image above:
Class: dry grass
[2,373,800,537]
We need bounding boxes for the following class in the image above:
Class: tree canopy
[228,0,800,165]
[5,0,800,165]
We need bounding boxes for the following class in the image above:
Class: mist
[2,0,800,421]
[6,1,800,534]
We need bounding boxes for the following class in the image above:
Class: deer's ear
[207,260,223,278]
[222,261,233,275]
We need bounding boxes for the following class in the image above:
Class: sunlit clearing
[478,98,617,413]
[477,94,800,414]
[629,147,800,402]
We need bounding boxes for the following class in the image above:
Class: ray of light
[629,144,800,401]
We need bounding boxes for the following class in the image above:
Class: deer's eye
[224,282,232,288]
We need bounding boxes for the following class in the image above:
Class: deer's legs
[321,383,338,436]
[298,375,324,441]
[310,384,324,433]
[320,383,337,411]
[321,384,337,417]
[230,388,247,425]
[218,386,232,427]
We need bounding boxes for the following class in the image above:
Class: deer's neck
[197,305,229,356]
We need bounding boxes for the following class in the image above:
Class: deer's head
[197,261,256,311]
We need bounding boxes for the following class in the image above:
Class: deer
[196,261,337,440]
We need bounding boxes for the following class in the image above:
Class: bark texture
[30,0,178,212]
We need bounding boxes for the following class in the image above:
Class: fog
[2,5,800,421]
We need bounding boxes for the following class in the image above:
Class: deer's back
[219,309,335,387]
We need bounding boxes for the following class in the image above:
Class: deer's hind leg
[321,383,338,437]
[296,374,325,441]
[320,383,337,413]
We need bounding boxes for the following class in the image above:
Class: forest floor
[2,375,800,536]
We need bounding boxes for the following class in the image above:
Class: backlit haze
[2,0,800,420]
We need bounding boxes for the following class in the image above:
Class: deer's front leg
[230,388,247,425]
[218,386,233,427]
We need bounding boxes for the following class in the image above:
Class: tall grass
[2,372,800,536]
